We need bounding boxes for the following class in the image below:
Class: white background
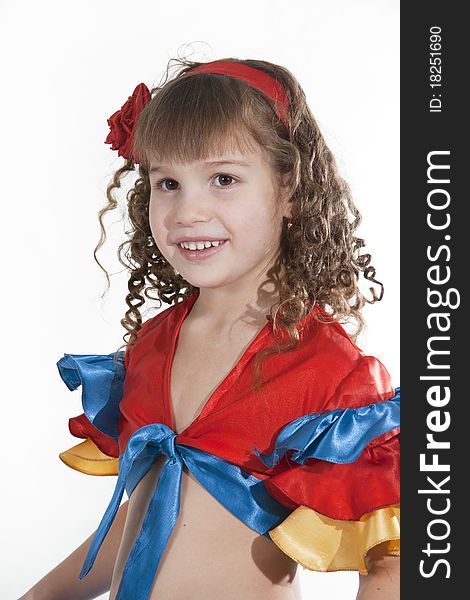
[1,0,399,598]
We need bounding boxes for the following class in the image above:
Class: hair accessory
[104,83,151,161]
[183,60,290,130]
[104,61,290,162]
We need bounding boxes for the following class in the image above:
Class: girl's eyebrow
[149,159,251,174]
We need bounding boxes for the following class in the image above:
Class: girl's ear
[282,198,293,220]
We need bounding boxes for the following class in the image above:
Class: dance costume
[58,290,400,600]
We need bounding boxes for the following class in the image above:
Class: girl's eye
[155,178,179,192]
[214,174,237,187]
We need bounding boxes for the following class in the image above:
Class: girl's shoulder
[56,298,188,476]
[307,303,365,353]
[299,304,395,411]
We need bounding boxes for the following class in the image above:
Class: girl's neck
[189,285,279,332]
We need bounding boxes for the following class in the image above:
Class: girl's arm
[356,542,400,600]
[18,500,128,600]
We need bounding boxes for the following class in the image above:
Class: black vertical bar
[401,2,466,596]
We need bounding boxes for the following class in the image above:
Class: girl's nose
[173,189,212,226]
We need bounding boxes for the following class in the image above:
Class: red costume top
[58,290,400,599]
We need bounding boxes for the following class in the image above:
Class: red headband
[182,60,290,129]
[105,60,290,162]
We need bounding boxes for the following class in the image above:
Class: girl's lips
[176,240,228,262]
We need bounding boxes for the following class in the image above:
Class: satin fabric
[57,290,400,598]
[62,290,399,520]
[268,503,400,575]
[59,437,119,476]
[58,438,400,582]
[59,437,400,578]
[78,423,290,600]
[255,388,400,467]
[57,366,399,599]
[58,352,124,457]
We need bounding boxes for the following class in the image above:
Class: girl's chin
[179,276,233,290]
[176,267,247,291]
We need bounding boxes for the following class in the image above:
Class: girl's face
[148,146,291,292]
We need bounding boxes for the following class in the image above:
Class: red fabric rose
[104,82,151,162]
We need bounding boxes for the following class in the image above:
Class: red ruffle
[264,428,400,521]
[68,413,119,458]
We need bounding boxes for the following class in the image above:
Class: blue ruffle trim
[56,352,126,440]
[255,387,400,467]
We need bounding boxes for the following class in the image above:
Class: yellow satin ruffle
[59,438,119,476]
[268,504,400,575]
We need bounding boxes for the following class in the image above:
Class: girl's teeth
[180,240,224,250]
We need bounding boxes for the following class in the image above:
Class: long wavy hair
[97,57,383,389]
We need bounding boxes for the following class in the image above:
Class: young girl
[21,57,400,600]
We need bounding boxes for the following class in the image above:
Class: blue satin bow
[79,423,290,600]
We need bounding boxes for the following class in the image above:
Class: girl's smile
[176,238,229,262]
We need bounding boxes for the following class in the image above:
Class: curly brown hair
[97,57,383,388]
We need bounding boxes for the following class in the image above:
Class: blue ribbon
[79,423,290,600]
[254,387,400,467]
[57,352,125,439]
